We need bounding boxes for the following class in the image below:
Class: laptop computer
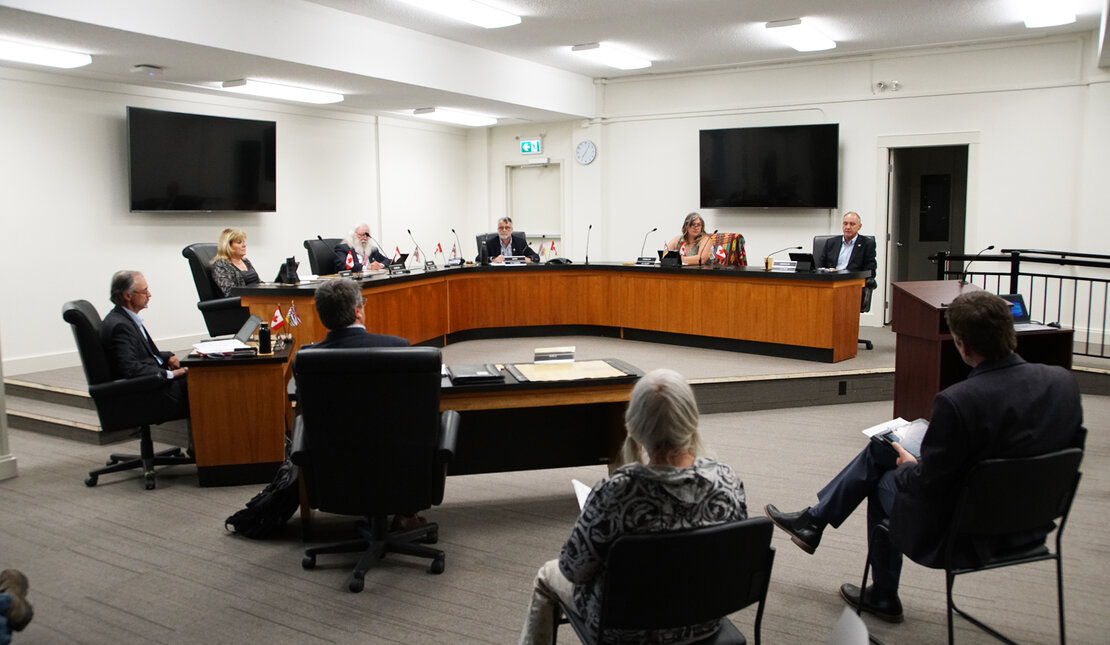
[391,253,409,266]
[194,314,262,354]
[998,294,1054,331]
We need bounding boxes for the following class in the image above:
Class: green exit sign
[520,139,542,154]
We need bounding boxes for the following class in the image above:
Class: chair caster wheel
[422,528,439,544]
[106,459,117,466]
[145,474,156,490]
[429,557,445,574]
[302,555,316,570]
[85,475,98,487]
[348,578,364,593]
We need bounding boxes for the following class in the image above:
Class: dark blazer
[333,243,390,272]
[477,233,540,263]
[100,305,174,380]
[310,325,409,350]
[890,353,1084,567]
[817,234,877,279]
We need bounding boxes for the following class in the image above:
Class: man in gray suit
[765,290,1083,623]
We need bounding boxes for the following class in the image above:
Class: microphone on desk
[640,227,658,258]
[585,224,592,265]
[367,233,386,269]
[764,245,803,271]
[407,229,433,270]
[448,228,465,267]
[959,245,994,285]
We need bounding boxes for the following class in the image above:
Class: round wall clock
[575,140,597,165]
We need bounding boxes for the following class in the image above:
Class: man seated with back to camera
[295,278,423,530]
[518,368,747,644]
[333,223,390,273]
[764,290,1084,624]
[101,270,190,420]
[478,217,540,264]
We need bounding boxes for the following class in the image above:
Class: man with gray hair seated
[518,368,748,644]
[305,279,408,350]
[334,223,390,272]
[478,217,540,264]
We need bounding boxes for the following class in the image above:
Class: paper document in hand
[863,417,928,458]
[572,479,592,511]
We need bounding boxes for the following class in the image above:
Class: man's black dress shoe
[839,583,904,623]
[764,504,823,554]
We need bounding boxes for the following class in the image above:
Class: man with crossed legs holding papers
[764,290,1083,624]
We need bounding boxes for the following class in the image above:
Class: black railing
[933,249,1110,359]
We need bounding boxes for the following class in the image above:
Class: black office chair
[61,300,194,490]
[291,346,459,593]
[555,517,776,645]
[181,243,252,337]
[303,237,342,275]
[812,234,877,350]
[858,447,1083,644]
[475,231,527,257]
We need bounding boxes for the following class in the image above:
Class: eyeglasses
[357,231,370,237]
[360,298,367,305]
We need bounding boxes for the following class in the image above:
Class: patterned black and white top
[558,457,747,644]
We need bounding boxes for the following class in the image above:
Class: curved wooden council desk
[236,263,868,363]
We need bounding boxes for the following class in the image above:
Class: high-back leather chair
[860,447,1083,644]
[813,234,876,350]
[475,231,527,256]
[291,346,459,592]
[181,243,252,337]
[556,517,776,644]
[62,300,194,490]
[303,237,342,275]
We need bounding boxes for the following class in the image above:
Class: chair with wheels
[555,517,776,644]
[61,300,194,490]
[812,234,876,350]
[291,346,459,592]
[303,236,342,275]
[475,231,527,260]
[857,447,1083,644]
[181,242,252,337]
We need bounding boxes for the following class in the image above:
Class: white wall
[0,68,468,374]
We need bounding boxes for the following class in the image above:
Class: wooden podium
[892,281,1074,421]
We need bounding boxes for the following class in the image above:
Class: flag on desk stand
[549,241,557,258]
[435,242,444,265]
[270,306,286,331]
[345,250,354,270]
[539,238,547,262]
[413,247,421,265]
[714,244,727,263]
[450,242,458,260]
[286,303,301,327]
[393,246,401,263]
[679,242,687,256]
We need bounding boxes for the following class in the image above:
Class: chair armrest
[198,296,243,312]
[89,374,168,398]
[290,416,308,467]
[437,410,459,464]
[865,278,877,290]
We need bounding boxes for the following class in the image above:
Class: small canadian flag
[345,250,354,269]
[270,306,285,331]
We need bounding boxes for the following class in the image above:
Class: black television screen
[699,123,838,208]
[127,107,276,212]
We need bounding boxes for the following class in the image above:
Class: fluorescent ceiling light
[0,38,91,69]
[219,79,343,104]
[393,0,521,28]
[570,42,651,70]
[765,18,837,52]
[1021,1,1076,28]
[411,107,497,127]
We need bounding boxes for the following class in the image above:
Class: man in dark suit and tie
[763,291,1083,625]
[307,279,409,350]
[100,270,189,420]
[817,211,877,281]
[477,217,540,264]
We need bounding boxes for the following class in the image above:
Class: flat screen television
[699,123,838,208]
[127,107,276,212]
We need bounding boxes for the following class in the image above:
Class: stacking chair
[61,300,194,490]
[555,517,775,644]
[858,448,1083,644]
[291,346,459,592]
[181,242,252,337]
[812,234,877,350]
[303,236,342,274]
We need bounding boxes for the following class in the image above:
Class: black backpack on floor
[224,460,299,539]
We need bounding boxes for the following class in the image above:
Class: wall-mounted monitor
[699,123,838,209]
[127,107,276,212]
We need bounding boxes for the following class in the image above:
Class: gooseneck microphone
[767,245,803,257]
[640,227,658,258]
[407,229,430,269]
[585,224,592,265]
[959,245,995,285]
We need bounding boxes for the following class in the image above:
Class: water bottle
[258,322,271,354]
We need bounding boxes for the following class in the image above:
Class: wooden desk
[237,264,867,363]
[891,281,1074,420]
[180,347,293,486]
[439,358,642,475]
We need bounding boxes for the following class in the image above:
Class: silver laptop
[998,294,1054,331]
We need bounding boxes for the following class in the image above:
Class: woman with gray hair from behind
[518,368,748,645]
